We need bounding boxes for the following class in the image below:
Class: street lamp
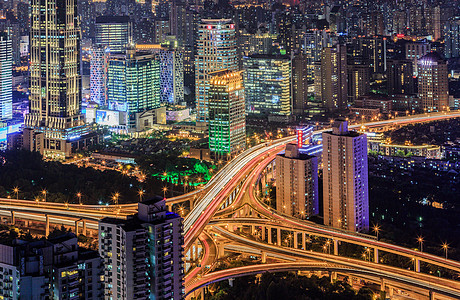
[112,192,120,206]
[417,236,424,252]
[373,225,380,240]
[13,187,19,200]
[42,189,47,202]
[77,192,82,205]
[442,243,449,259]
[163,187,167,199]
[138,190,144,202]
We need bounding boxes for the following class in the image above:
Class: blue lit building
[0,32,12,123]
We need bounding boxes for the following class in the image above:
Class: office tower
[0,232,103,299]
[444,17,460,59]
[347,64,370,104]
[138,44,184,105]
[405,40,430,76]
[99,197,184,300]
[243,55,292,116]
[90,48,108,106]
[195,19,238,126]
[0,20,20,66]
[170,0,186,46]
[292,53,308,114]
[351,36,386,75]
[208,70,245,156]
[276,143,319,218]
[154,17,170,44]
[107,50,160,131]
[238,32,274,57]
[302,29,332,81]
[417,52,449,112]
[0,32,12,122]
[387,59,415,95]
[95,16,132,53]
[315,45,348,112]
[25,0,85,159]
[323,119,369,232]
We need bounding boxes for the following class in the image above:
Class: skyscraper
[302,29,332,81]
[99,197,184,300]
[323,119,369,232]
[417,52,449,112]
[195,19,238,127]
[208,70,245,157]
[95,16,133,53]
[347,64,370,104]
[387,59,415,95]
[26,0,85,158]
[276,143,319,219]
[243,55,292,116]
[90,47,109,106]
[315,45,348,112]
[0,32,12,123]
[444,17,460,59]
[292,53,308,114]
[107,50,160,131]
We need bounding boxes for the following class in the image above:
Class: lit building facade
[315,45,348,112]
[90,47,109,106]
[243,55,292,115]
[444,17,460,59]
[107,50,160,131]
[99,198,184,300]
[417,52,449,112]
[157,48,184,105]
[302,29,332,81]
[26,0,85,159]
[405,41,430,76]
[387,59,415,95]
[95,16,132,54]
[0,32,12,122]
[208,70,245,156]
[195,19,238,126]
[347,64,370,104]
[323,119,369,232]
[276,144,319,218]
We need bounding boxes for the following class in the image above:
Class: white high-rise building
[195,19,238,127]
[276,144,319,218]
[90,47,108,106]
[322,119,369,232]
[99,197,184,300]
[0,32,12,122]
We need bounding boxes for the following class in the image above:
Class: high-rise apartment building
[107,50,160,131]
[26,0,85,159]
[302,29,332,81]
[95,16,133,54]
[405,40,431,76]
[292,53,308,114]
[417,52,449,112]
[315,45,348,112]
[0,232,103,299]
[444,17,460,59]
[276,144,319,218]
[99,197,184,300]
[347,64,370,104]
[350,36,386,75]
[323,119,369,232]
[243,55,292,116]
[195,19,238,126]
[208,70,245,156]
[0,32,12,122]
[387,59,415,95]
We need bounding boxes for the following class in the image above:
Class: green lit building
[208,70,245,157]
[243,55,292,116]
[107,50,160,132]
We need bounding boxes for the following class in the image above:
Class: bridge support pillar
[374,248,379,263]
[268,227,272,244]
[10,211,15,225]
[293,232,298,248]
[261,251,267,263]
[261,226,265,241]
[429,290,435,300]
[228,278,234,287]
[45,215,50,237]
[380,278,386,300]
[200,287,205,300]
[330,271,337,283]
[217,243,224,258]
[82,220,87,236]
[75,220,79,235]
[415,258,420,272]
[250,225,255,235]
[333,239,339,255]
[277,228,281,246]
[388,287,394,298]
[166,203,172,212]
[302,234,306,250]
